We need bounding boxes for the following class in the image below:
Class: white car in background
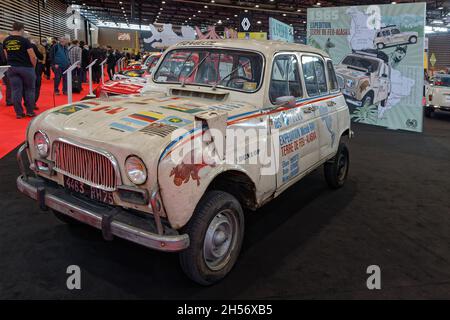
[17,40,351,285]
[374,25,418,49]
[425,74,450,117]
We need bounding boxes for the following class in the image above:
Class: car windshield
[153,48,263,92]
[434,76,450,87]
[342,55,379,73]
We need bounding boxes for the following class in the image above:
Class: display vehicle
[97,53,162,97]
[17,40,352,285]
[425,74,450,117]
[373,25,418,49]
[335,49,391,108]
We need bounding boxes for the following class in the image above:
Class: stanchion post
[100,58,107,84]
[86,59,98,98]
[63,61,80,105]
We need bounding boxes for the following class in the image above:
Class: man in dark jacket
[89,44,103,84]
[106,46,117,80]
[50,36,70,95]
[80,41,89,83]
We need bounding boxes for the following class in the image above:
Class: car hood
[335,65,369,82]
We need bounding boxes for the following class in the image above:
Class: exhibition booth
[0,0,450,301]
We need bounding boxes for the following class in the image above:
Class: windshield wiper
[176,52,193,81]
[211,60,250,91]
[181,52,212,87]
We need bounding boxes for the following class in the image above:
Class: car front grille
[53,141,117,191]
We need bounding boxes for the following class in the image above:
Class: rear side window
[326,60,339,92]
[269,54,303,103]
[301,55,328,96]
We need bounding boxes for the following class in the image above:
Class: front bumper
[343,94,362,107]
[16,144,189,252]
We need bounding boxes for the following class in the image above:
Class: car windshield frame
[153,47,265,93]
[342,55,380,73]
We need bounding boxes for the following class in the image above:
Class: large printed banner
[269,18,294,42]
[307,3,426,132]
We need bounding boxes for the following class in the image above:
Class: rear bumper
[16,144,189,252]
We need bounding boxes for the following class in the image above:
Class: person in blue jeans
[50,37,70,95]
[2,22,37,118]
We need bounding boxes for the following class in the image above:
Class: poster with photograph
[307,3,426,132]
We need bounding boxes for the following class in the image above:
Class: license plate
[64,176,114,205]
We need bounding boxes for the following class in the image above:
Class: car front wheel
[377,43,385,49]
[179,191,244,285]
[324,142,350,189]
[409,36,417,44]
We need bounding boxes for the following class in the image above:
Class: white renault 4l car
[17,40,352,285]
[425,74,450,117]
[374,25,418,49]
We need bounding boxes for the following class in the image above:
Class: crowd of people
[0,22,136,119]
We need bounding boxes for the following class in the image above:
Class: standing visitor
[42,38,51,80]
[80,41,89,83]
[3,22,37,118]
[30,37,45,105]
[89,44,103,84]
[0,32,13,106]
[68,39,82,80]
[106,46,116,80]
[50,36,70,95]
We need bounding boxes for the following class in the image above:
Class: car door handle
[303,105,317,113]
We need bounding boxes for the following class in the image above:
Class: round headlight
[34,131,50,158]
[125,156,147,185]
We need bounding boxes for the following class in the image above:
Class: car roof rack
[351,49,389,63]
[381,25,397,29]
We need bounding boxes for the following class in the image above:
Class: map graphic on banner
[307,3,426,132]
[269,18,294,42]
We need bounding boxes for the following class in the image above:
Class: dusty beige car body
[335,51,391,107]
[17,39,352,284]
[425,75,450,116]
[373,25,418,49]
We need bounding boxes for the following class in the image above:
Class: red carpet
[0,77,96,158]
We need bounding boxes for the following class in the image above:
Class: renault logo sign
[241,17,251,31]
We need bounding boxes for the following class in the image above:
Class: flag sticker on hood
[139,122,177,137]
[129,111,164,122]
[110,117,149,132]
[160,104,203,114]
[53,104,90,115]
[160,116,192,127]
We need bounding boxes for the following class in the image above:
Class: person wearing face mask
[2,22,37,118]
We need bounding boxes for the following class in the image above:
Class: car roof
[167,39,330,58]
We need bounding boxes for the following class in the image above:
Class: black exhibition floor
[1,115,449,299]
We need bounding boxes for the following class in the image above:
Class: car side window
[391,29,400,35]
[301,55,328,96]
[326,60,339,92]
[269,54,303,103]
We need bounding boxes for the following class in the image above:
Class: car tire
[377,43,385,49]
[179,190,244,285]
[324,142,349,189]
[424,107,433,118]
[409,36,417,44]
[362,93,373,108]
[52,210,81,225]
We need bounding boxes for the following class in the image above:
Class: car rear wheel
[425,107,433,118]
[409,36,417,44]
[324,142,349,189]
[377,43,385,49]
[362,93,374,108]
[179,191,244,285]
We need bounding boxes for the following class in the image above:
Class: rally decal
[160,116,193,127]
[160,104,204,114]
[129,111,165,123]
[139,122,177,137]
[53,104,90,115]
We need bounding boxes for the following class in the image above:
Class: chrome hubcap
[203,210,237,270]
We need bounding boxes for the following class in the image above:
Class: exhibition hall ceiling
[65,0,449,32]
